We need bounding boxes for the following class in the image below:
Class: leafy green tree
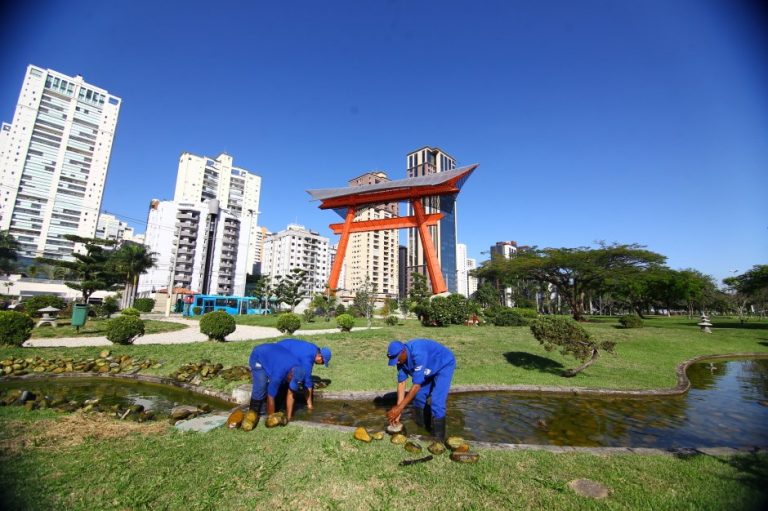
[275,268,308,312]
[472,282,499,308]
[477,243,666,321]
[310,290,337,321]
[36,235,121,303]
[248,274,273,310]
[111,242,156,309]
[408,272,431,305]
[724,265,768,319]
[530,316,615,377]
[0,230,20,275]
[353,275,377,328]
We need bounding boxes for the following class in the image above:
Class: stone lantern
[37,306,60,328]
[697,314,713,334]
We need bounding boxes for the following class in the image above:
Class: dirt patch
[0,412,169,456]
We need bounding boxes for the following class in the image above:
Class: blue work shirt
[276,338,318,389]
[249,343,303,398]
[397,339,455,386]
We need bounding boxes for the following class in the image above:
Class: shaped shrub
[493,308,526,326]
[133,298,156,313]
[276,312,301,334]
[121,307,141,317]
[0,311,35,346]
[619,315,644,329]
[336,313,355,332]
[385,315,398,326]
[200,310,237,341]
[106,315,145,345]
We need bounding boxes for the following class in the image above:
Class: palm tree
[112,242,157,309]
[0,230,21,275]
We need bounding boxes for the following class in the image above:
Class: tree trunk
[563,348,599,377]
[633,305,646,319]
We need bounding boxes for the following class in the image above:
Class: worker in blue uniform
[248,343,307,424]
[276,338,332,410]
[385,338,456,442]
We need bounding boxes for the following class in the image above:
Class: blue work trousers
[250,365,268,401]
[412,360,455,419]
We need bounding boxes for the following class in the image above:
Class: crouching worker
[276,338,331,410]
[248,343,306,426]
[385,339,455,442]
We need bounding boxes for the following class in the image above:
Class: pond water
[0,379,232,418]
[296,358,768,448]
[2,359,766,448]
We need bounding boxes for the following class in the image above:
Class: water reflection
[299,358,768,448]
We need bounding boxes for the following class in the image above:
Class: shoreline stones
[450,452,480,463]
[226,408,244,429]
[404,441,422,453]
[390,433,407,445]
[428,441,446,455]
[446,436,471,452]
[1,355,160,377]
[241,410,259,431]
[170,362,251,384]
[265,412,288,428]
[354,426,372,442]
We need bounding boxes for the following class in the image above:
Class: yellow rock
[390,433,407,445]
[265,412,288,428]
[353,426,372,442]
[241,410,258,431]
[227,408,244,429]
[446,436,466,450]
[370,431,385,440]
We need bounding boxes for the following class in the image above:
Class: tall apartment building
[343,171,399,298]
[138,199,248,296]
[405,146,458,293]
[490,241,519,307]
[456,243,469,297]
[95,212,142,244]
[173,152,262,273]
[262,224,330,299]
[250,225,272,275]
[0,65,121,260]
[466,257,478,297]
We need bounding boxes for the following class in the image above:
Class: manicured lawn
[0,406,766,510]
[189,312,387,330]
[2,316,768,509]
[3,316,767,394]
[29,318,188,338]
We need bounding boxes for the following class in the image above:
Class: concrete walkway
[24,316,378,348]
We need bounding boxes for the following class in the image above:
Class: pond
[0,378,232,419]
[1,358,766,448]
[297,358,768,448]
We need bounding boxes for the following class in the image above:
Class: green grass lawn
[29,318,188,338]
[2,316,768,509]
[0,406,766,510]
[5,316,768,394]
[192,312,387,330]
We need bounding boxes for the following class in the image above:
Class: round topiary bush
[619,315,644,329]
[493,308,526,326]
[106,315,145,345]
[200,310,237,341]
[385,315,398,326]
[0,310,35,346]
[336,313,355,332]
[133,298,155,313]
[121,307,141,317]
[276,312,301,334]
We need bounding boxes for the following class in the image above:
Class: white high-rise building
[466,257,478,298]
[138,199,248,296]
[173,152,262,273]
[344,171,399,298]
[406,146,458,293]
[95,213,140,244]
[262,224,330,301]
[0,65,121,260]
[456,243,469,297]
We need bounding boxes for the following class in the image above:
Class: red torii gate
[307,164,477,295]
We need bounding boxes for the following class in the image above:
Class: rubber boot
[411,407,425,428]
[431,417,447,443]
[249,399,263,414]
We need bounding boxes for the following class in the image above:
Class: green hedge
[619,315,644,329]
[133,298,155,313]
[336,313,355,332]
[121,307,141,317]
[0,311,35,346]
[106,315,145,345]
[276,313,301,334]
[200,311,237,341]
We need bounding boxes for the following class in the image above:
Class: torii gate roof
[306,164,477,210]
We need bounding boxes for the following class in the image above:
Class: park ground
[1,316,768,510]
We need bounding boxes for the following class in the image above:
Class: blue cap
[387,341,406,366]
[320,347,332,367]
[289,365,306,392]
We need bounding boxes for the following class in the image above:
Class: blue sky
[1,0,766,283]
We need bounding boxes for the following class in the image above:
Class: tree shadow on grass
[758,341,768,348]
[711,322,768,330]
[503,351,564,375]
[672,451,768,503]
